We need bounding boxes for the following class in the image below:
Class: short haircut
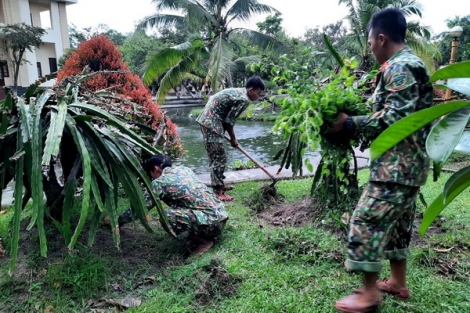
[245,76,265,90]
[145,154,172,173]
[368,8,407,44]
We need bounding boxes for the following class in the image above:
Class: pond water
[167,107,302,174]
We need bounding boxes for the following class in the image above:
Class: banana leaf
[370,101,470,162]
[426,108,470,180]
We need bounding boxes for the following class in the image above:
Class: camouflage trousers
[200,126,227,193]
[346,182,420,273]
[118,208,227,240]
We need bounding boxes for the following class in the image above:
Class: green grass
[1,171,470,312]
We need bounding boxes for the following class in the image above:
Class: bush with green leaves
[271,55,373,205]
[0,74,175,274]
[370,60,470,236]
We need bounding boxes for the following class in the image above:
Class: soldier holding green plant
[330,8,433,313]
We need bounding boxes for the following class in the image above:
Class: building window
[49,58,57,73]
[0,61,9,78]
[40,10,52,29]
[37,62,42,77]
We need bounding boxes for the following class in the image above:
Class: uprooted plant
[271,55,374,208]
[0,72,176,274]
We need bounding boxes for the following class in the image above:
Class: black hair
[368,8,407,44]
[245,76,265,91]
[145,154,172,173]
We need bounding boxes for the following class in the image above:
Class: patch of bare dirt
[194,258,239,305]
[258,197,317,227]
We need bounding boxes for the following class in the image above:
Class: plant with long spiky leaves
[139,0,284,103]
[0,73,175,275]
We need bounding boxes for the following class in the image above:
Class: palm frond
[137,14,185,30]
[407,21,431,40]
[142,40,205,85]
[182,72,206,84]
[152,0,187,11]
[226,0,279,22]
[231,29,285,52]
[208,35,235,91]
[389,0,423,18]
[156,48,208,103]
[150,0,219,27]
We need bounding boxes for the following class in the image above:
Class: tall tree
[338,0,439,71]
[257,13,283,36]
[139,0,283,103]
[1,23,46,95]
[304,21,349,51]
[120,31,162,74]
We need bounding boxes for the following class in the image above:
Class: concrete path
[196,148,370,185]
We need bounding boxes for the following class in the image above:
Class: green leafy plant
[0,73,175,274]
[230,160,256,171]
[271,54,373,205]
[369,60,470,236]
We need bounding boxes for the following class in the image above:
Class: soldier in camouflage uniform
[196,77,265,201]
[117,155,229,256]
[331,9,433,313]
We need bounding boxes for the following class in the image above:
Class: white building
[0,0,76,97]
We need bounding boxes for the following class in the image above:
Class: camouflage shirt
[146,166,228,225]
[196,88,250,142]
[352,46,433,186]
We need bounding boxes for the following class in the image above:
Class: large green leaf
[430,61,470,82]
[29,90,54,257]
[68,103,160,156]
[455,130,470,153]
[62,175,78,245]
[444,78,470,97]
[9,128,24,275]
[426,108,470,179]
[443,165,470,203]
[65,117,92,250]
[101,136,155,234]
[420,170,470,236]
[370,101,470,162]
[99,127,174,236]
[42,101,67,165]
[323,34,344,67]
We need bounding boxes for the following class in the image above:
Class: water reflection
[166,107,318,174]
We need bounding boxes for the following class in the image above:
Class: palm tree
[338,0,441,71]
[139,0,282,103]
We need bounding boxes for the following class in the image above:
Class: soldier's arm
[351,64,420,137]
[225,96,250,126]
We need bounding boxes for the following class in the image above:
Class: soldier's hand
[230,138,239,148]
[330,112,348,133]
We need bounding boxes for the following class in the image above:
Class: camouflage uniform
[196,88,251,192]
[346,46,434,272]
[118,166,228,239]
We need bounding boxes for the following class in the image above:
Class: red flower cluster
[57,35,182,155]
